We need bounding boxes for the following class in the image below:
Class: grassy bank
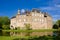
[0,35,60,40]
[2,29,59,32]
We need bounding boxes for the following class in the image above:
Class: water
[1,31,53,36]
[0,31,60,40]
[0,30,59,37]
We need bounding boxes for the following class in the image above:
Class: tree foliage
[25,24,32,30]
[0,16,10,30]
[53,20,60,29]
[56,20,60,28]
[53,24,58,29]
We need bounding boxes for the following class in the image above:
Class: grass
[2,29,58,32]
[0,36,15,40]
[0,36,36,40]
[0,36,23,40]
[0,35,60,40]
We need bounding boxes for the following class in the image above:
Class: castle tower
[17,9,20,15]
[16,9,20,19]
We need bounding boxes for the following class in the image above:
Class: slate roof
[11,16,16,19]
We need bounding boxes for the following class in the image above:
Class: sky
[0,0,60,21]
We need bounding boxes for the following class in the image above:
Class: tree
[0,17,3,30]
[56,20,60,28]
[25,24,31,30]
[0,16,10,30]
[53,20,60,29]
[2,25,10,30]
[53,24,58,29]
[2,16,10,25]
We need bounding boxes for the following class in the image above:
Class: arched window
[11,25,13,27]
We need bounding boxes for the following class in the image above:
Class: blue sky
[0,0,60,21]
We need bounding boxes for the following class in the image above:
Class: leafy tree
[2,16,10,25]
[2,25,10,30]
[0,16,10,30]
[25,24,31,30]
[56,20,60,28]
[0,17,3,30]
[53,20,60,29]
[53,24,58,29]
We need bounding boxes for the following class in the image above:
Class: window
[32,18,37,22]
[34,19,37,21]
[24,19,26,22]
[41,19,44,23]
[41,14,44,17]
[44,15,47,17]
[39,19,41,21]
[24,15,26,17]
[44,18,47,23]
[37,14,39,16]
[19,19,21,22]
[11,25,13,27]
[32,13,35,16]
[40,15,41,17]
[35,14,37,16]
[37,18,39,21]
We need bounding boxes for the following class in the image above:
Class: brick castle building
[10,9,53,30]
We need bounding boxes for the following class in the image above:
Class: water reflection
[10,32,52,37]
[53,31,60,36]
[2,31,10,36]
[0,31,60,37]
[0,30,60,40]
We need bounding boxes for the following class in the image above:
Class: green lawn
[0,36,35,40]
[0,36,24,40]
[0,36,19,40]
[2,29,59,32]
[0,35,60,40]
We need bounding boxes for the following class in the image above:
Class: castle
[10,9,53,30]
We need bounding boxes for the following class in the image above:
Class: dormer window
[44,12,48,17]
[44,15,47,17]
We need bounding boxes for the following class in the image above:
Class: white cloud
[52,15,60,18]
[40,7,54,10]
[40,6,60,21]
[55,4,60,7]
[40,5,60,11]
[52,14,60,21]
